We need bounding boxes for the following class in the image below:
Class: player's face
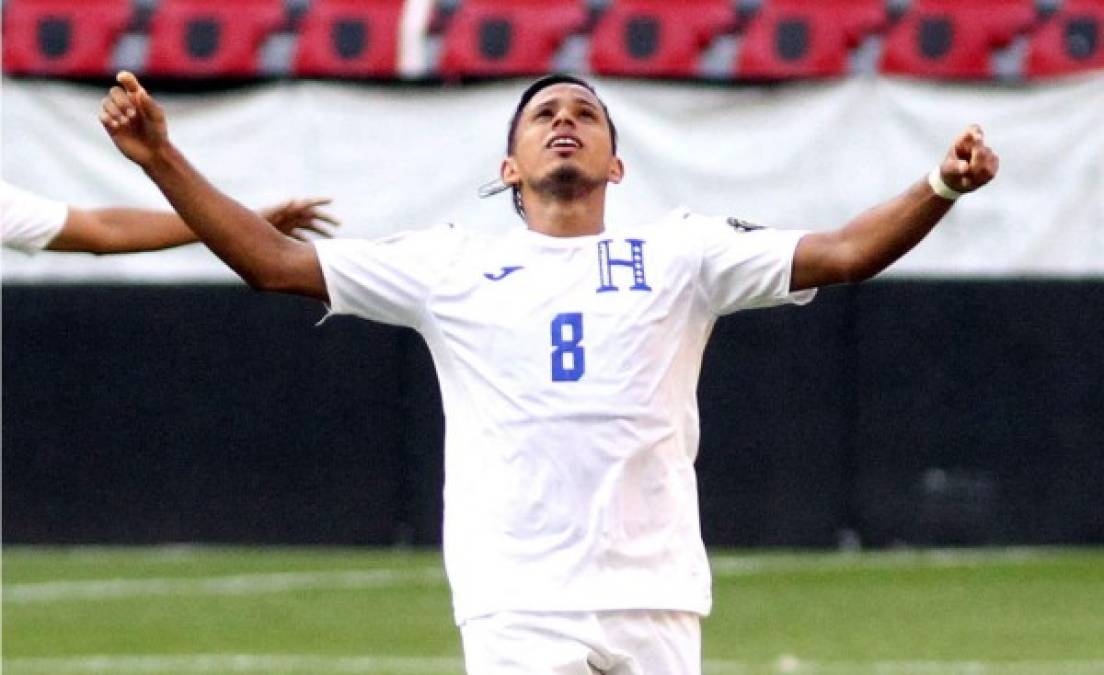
[502,84,623,194]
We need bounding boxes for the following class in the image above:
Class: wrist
[141,143,183,176]
[927,167,962,201]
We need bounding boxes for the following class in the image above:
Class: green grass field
[4,547,1103,674]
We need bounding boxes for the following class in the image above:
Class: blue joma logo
[484,266,524,281]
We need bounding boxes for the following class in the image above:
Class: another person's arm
[45,198,336,254]
[99,71,327,300]
[790,126,999,291]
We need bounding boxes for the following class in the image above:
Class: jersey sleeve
[313,223,462,328]
[0,181,68,253]
[695,213,816,315]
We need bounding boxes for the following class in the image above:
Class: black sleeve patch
[726,216,766,232]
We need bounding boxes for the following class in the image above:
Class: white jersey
[315,208,814,624]
[1,180,68,252]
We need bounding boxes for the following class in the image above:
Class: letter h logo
[596,239,652,293]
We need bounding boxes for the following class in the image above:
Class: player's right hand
[99,71,169,169]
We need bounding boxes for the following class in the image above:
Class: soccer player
[1,179,336,254]
[99,70,997,673]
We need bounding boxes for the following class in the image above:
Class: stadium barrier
[4,281,1101,547]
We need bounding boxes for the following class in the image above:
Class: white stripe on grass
[3,568,446,604]
[707,660,1104,675]
[0,655,460,674]
[709,548,1048,577]
[4,548,1066,604]
[5,655,1104,675]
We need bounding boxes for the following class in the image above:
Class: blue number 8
[550,313,585,382]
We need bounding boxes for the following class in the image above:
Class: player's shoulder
[669,208,772,234]
[402,221,467,238]
[315,222,479,267]
[615,207,702,237]
[365,221,475,248]
[633,207,775,248]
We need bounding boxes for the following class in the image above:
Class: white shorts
[459,609,701,675]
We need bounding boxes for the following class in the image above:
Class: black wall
[4,281,1102,546]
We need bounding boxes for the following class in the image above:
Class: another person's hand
[260,198,341,240]
[99,71,169,169]
[939,125,999,194]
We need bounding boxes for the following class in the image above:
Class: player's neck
[522,190,606,238]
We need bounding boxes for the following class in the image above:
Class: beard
[529,163,605,203]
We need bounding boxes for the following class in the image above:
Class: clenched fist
[938,125,999,195]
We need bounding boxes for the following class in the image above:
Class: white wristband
[928,167,962,201]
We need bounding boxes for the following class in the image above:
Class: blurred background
[1,0,1103,672]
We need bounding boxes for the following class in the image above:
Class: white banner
[2,74,1102,281]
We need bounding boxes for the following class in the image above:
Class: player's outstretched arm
[45,198,338,254]
[99,71,329,300]
[790,125,999,291]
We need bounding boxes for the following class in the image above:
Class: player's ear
[607,157,624,185]
[501,157,521,187]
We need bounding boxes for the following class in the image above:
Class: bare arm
[99,71,328,300]
[47,206,196,253]
[46,198,337,255]
[791,126,999,291]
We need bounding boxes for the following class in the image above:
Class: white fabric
[2,74,1102,281]
[927,168,962,201]
[315,209,812,623]
[460,610,701,675]
[0,180,68,252]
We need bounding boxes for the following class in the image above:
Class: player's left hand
[259,197,341,240]
[939,124,999,194]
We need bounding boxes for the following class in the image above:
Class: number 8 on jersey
[550,312,585,382]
